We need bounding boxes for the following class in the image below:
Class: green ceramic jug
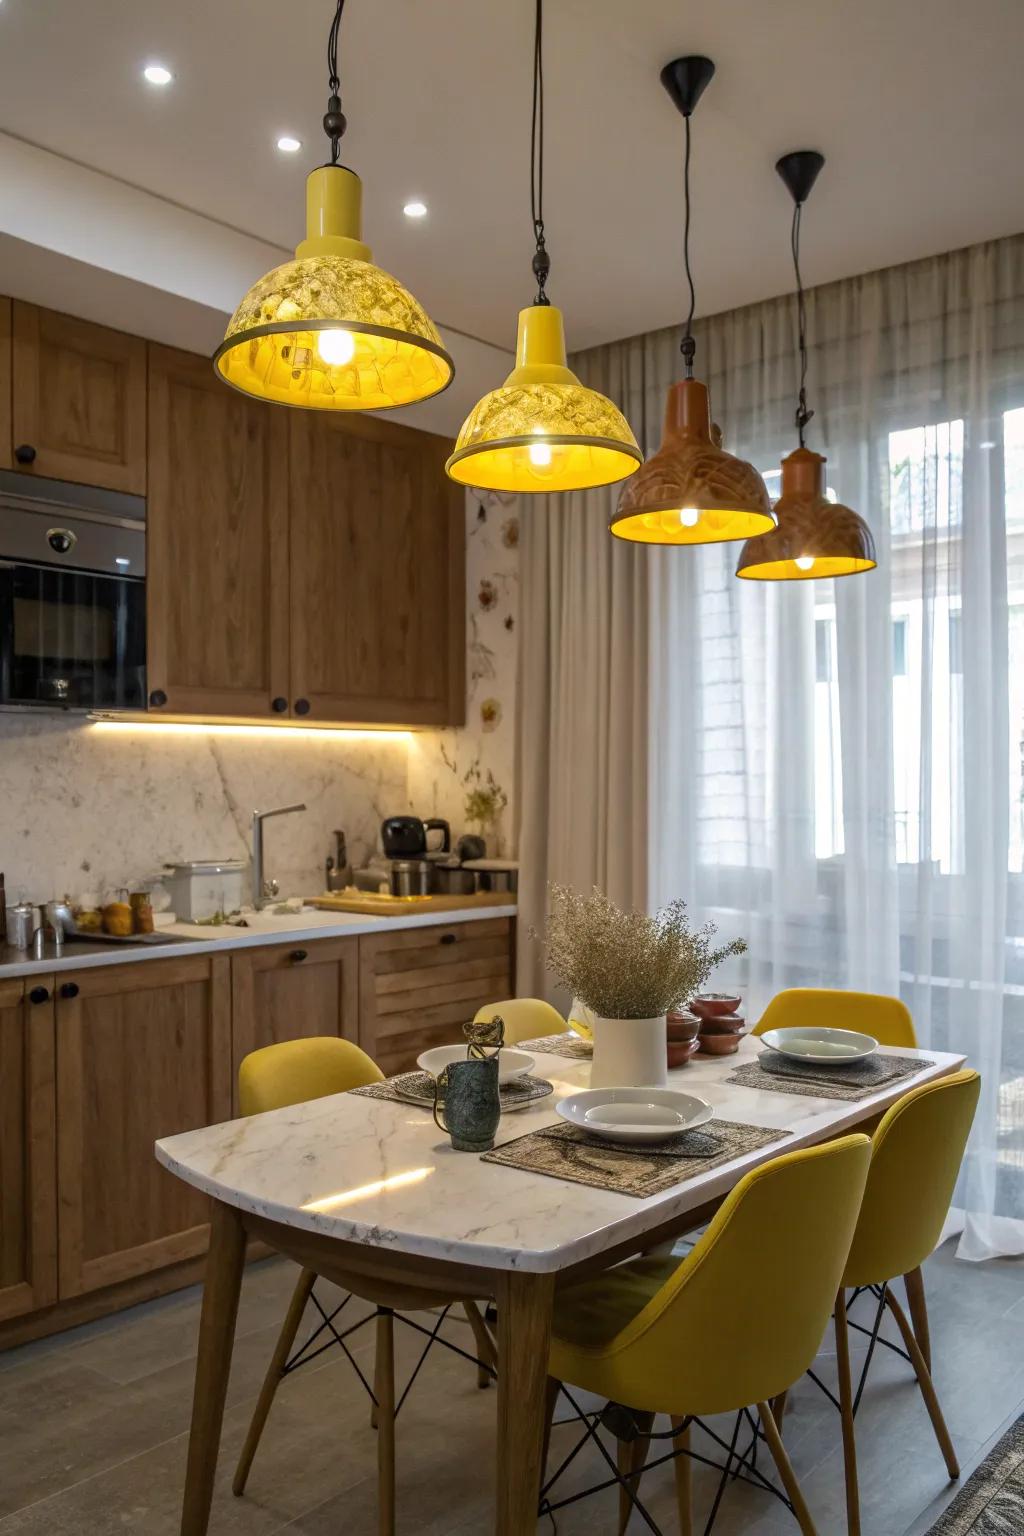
[433,1057,501,1151]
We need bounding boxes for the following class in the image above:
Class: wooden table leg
[494,1271,555,1536]
[181,1200,247,1536]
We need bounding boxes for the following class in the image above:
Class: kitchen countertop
[0,904,518,980]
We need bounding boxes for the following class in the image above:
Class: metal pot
[432,862,476,896]
[389,859,434,897]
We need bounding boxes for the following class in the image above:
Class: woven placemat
[729,1051,933,1102]
[481,1118,791,1198]
[350,1070,554,1112]
[516,1032,593,1059]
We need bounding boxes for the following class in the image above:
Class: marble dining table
[156,1032,965,1535]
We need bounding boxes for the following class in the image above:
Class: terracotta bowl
[691,993,743,1020]
[695,1014,746,1036]
[697,1028,748,1056]
[666,1011,701,1043]
[667,1038,701,1069]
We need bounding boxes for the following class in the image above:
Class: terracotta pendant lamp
[611,57,775,546]
[736,152,876,580]
[445,0,641,494]
[214,0,453,412]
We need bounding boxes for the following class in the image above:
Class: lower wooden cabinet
[0,976,57,1322]
[231,937,359,1107]
[55,956,231,1298]
[358,918,514,1075]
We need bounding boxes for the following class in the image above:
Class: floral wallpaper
[407,490,520,855]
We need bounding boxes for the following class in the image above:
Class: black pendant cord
[791,200,814,446]
[529,0,551,304]
[323,0,348,164]
[680,111,697,377]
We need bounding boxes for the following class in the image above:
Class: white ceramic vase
[589,1014,668,1089]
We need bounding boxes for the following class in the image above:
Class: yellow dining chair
[473,996,568,1044]
[752,987,917,1049]
[541,1135,872,1535]
[233,1036,497,1536]
[829,1069,980,1536]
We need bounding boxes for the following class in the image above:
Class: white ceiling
[0,0,1022,356]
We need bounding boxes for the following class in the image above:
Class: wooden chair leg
[671,1417,692,1536]
[904,1267,932,1372]
[463,1299,498,1387]
[376,1308,396,1536]
[770,1390,789,1430]
[834,1289,861,1536]
[233,1266,317,1496]
[883,1290,959,1479]
[757,1402,818,1536]
[617,1411,654,1535]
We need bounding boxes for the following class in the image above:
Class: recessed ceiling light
[277,135,302,154]
[143,63,173,86]
[403,200,428,219]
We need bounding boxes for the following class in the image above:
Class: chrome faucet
[251,803,306,908]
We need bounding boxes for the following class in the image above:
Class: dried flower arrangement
[541,885,746,1020]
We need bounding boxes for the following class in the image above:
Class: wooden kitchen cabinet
[288,411,465,725]
[55,955,231,1298]
[358,918,514,1076]
[10,301,146,492]
[147,343,290,718]
[0,976,57,1322]
[0,298,11,471]
[231,937,360,1106]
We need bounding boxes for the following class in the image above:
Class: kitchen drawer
[358,918,514,1076]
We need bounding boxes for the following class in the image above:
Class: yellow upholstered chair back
[238,1035,384,1117]
[842,1069,979,1288]
[559,1136,871,1417]
[752,988,917,1049]
[473,997,567,1045]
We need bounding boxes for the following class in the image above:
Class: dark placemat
[480,1118,791,1198]
[729,1050,934,1103]
[350,1070,554,1112]
[517,1032,593,1059]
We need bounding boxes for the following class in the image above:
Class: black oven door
[0,560,146,710]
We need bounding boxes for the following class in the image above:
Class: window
[892,617,909,677]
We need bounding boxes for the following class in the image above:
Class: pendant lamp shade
[735,446,876,579]
[215,167,452,412]
[446,305,641,493]
[610,378,775,544]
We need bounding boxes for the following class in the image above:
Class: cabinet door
[147,344,290,717]
[288,411,465,725]
[231,937,359,1105]
[0,977,57,1322]
[55,956,231,1298]
[358,919,514,1076]
[11,302,146,491]
[0,298,11,471]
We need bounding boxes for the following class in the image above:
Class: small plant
[463,763,508,833]
[540,885,746,1020]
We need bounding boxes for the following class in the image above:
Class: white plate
[759,1026,878,1065]
[556,1086,714,1144]
[417,1045,535,1084]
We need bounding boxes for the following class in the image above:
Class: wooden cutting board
[308,890,517,916]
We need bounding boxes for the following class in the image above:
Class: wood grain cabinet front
[54,956,232,1298]
[0,976,57,1323]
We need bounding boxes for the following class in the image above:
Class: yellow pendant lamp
[214,0,452,412]
[611,58,775,547]
[445,0,641,494]
[736,152,876,580]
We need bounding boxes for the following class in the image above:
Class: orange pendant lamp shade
[735,446,876,579]
[610,377,775,545]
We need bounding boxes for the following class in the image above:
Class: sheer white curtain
[566,235,1024,1260]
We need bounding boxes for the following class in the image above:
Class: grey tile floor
[0,1240,1020,1535]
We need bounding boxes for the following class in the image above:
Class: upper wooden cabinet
[0,298,11,471]
[11,302,146,493]
[147,344,290,717]
[289,411,465,726]
[0,977,57,1323]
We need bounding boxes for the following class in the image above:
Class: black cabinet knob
[271,697,288,714]
[28,985,50,1005]
[149,688,168,708]
[289,948,308,963]
[60,982,80,999]
[14,444,37,465]
[294,698,311,716]
[440,933,457,946]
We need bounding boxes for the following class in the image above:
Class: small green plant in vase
[541,885,746,1087]
[463,763,508,852]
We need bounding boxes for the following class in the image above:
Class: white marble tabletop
[156,1036,965,1276]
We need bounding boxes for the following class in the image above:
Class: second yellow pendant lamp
[445,0,641,495]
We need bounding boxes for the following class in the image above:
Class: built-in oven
[0,470,146,712]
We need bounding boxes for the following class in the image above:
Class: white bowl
[758,1026,878,1065]
[557,1086,714,1144]
[417,1045,535,1084]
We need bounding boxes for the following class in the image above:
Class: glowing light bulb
[678,507,700,528]
[795,556,815,571]
[528,441,553,468]
[317,329,356,367]
[143,63,173,86]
